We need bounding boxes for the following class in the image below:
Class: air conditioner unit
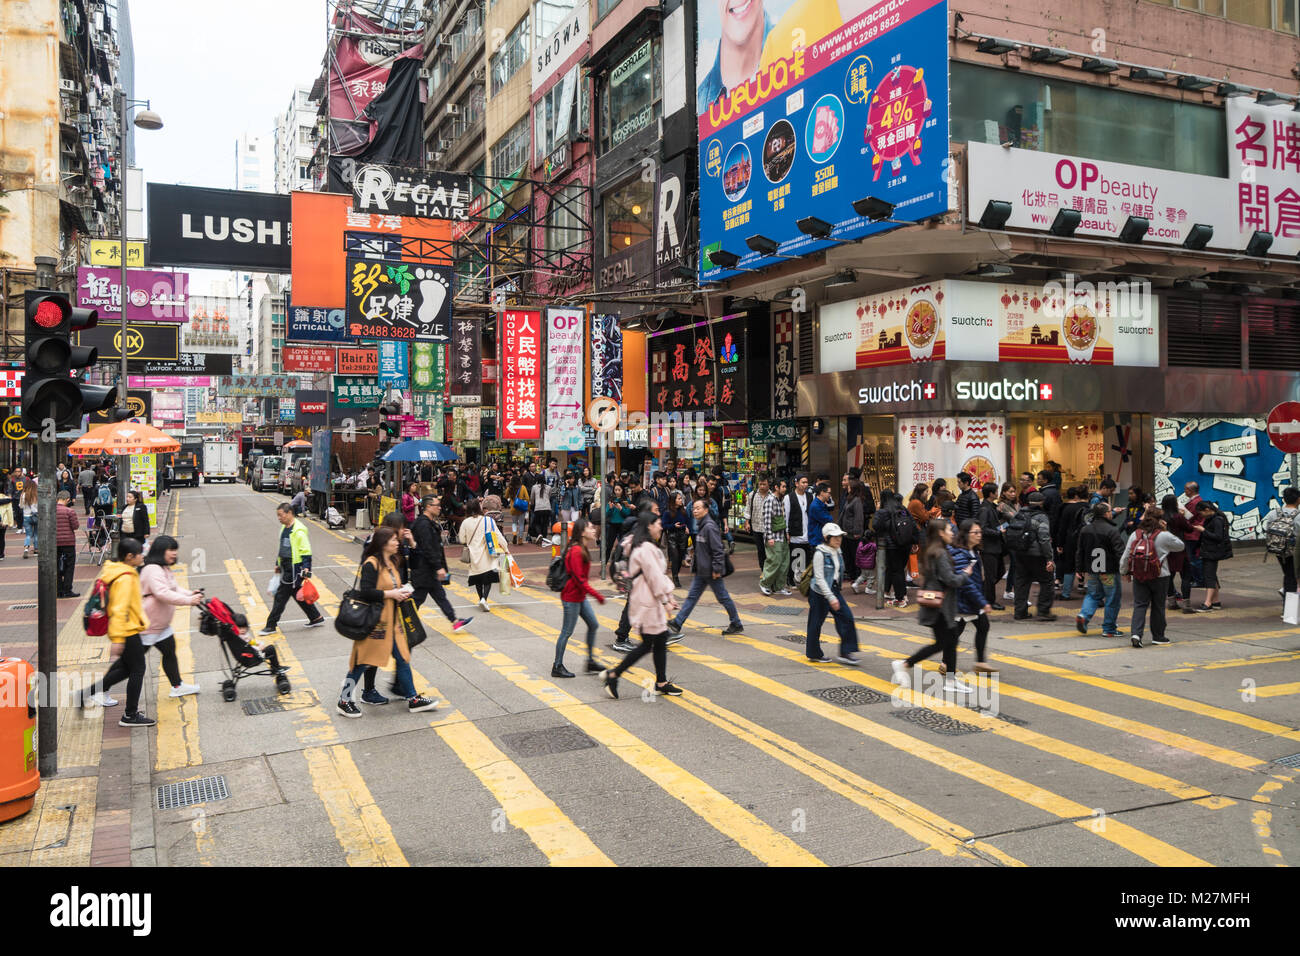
[446,103,460,116]
[59,78,78,93]
[438,139,453,150]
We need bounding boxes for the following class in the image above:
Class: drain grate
[1272,752,1300,769]
[809,685,890,707]
[780,634,806,644]
[761,605,807,616]
[242,696,287,716]
[156,775,229,810]
[8,603,37,611]
[501,726,597,757]
[892,707,984,736]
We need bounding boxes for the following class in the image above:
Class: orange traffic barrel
[0,658,39,823]
[550,520,576,558]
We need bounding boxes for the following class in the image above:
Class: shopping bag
[1285,591,1299,626]
[266,573,281,597]
[508,554,525,590]
[296,578,320,605]
[497,554,512,596]
[398,599,427,649]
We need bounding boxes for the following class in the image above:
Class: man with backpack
[873,492,913,608]
[1074,502,1126,637]
[1007,491,1056,621]
[1119,509,1185,647]
[1263,488,1300,595]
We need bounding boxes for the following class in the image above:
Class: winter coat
[916,548,966,630]
[409,513,447,588]
[692,513,726,578]
[400,493,418,524]
[838,497,864,537]
[560,544,605,604]
[55,501,79,547]
[1119,529,1186,578]
[1040,484,1063,531]
[119,501,150,541]
[954,488,980,524]
[1198,512,1233,561]
[1018,506,1054,559]
[977,498,1004,555]
[1161,510,1193,574]
[947,545,988,616]
[1055,501,1089,573]
[349,557,409,669]
[140,563,196,633]
[626,540,675,635]
[99,560,146,643]
[808,497,835,547]
[458,514,506,576]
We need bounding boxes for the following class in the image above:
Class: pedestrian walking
[0,487,12,560]
[260,502,326,634]
[401,482,419,524]
[1055,485,1089,600]
[666,498,743,638]
[906,483,932,581]
[759,477,792,596]
[1263,488,1299,596]
[81,537,155,726]
[786,475,813,586]
[55,491,80,597]
[1008,491,1056,621]
[1120,510,1185,647]
[410,496,472,631]
[551,519,607,678]
[601,511,682,698]
[603,483,633,570]
[954,472,979,524]
[838,479,866,587]
[336,527,438,716]
[892,519,977,693]
[1193,500,1232,611]
[1074,502,1126,637]
[529,473,553,543]
[804,522,861,664]
[873,491,914,607]
[78,463,97,515]
[507,477,529,545]
[664,491,690,589]
[21,480,38,558]
[118,489,150,548]
[976,482,1006,609]
[998,482,1019,603]
[746,474,775,573]
[162,462,174,496]
[949,519,997,673]
[849,528,876,594]
[1160,494,1195,612]
[140,535,203,697]
[458,499,508,611]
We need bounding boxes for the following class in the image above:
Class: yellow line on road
[154,567,202,772]
[227,558,407,866]
[1254,681,1300,699]
[1166,651,1300,673]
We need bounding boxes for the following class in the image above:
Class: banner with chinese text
[282,346,336,373]
[345,256,454,341]
[1224,98,1300,257]
[331,375,385,408]
[500,310,541,439]
[449,318,482,404]
[378,341,409,387]
[544,307,585,450]
[217,375,295,398]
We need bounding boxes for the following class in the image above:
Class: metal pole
[118,89,129,509]
[1291,452,1297,495]
[599,429,607,579]
[36,437,58,776]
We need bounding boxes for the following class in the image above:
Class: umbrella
[283,439,311,449]
[381,440,457,462]
[68,421,181,456]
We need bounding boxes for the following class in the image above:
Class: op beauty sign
[696,0,950,279]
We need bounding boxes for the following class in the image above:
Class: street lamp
[117,91,163,505]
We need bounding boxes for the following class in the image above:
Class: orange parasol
[283,439,311,449]
[68,421,181,456]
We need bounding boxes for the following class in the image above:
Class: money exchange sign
[500,310,542,440]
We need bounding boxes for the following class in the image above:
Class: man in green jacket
[261,502,325,634]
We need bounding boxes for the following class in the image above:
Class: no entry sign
[1266,402,1300,454]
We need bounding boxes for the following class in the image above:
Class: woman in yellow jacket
[81,538,155,727]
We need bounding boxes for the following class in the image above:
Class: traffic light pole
[118,87,130,509]
[36,436,58,776]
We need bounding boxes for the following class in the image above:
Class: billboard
[697,0,950,279]
[282,346,337,373]
[544,307,585,450]
[345,256,454,341]
[287,303,349,343]
[350,163,470,220]
[378,341,409,386]
[449,317,481,405]
[500,310,541,440]
[76,321,179,362]
[331,375,385,408]
[147,183,291,272]
[1223,99,1300,258]
[217,375,296,399]
[76,268,188,323]
[337,348,379,376]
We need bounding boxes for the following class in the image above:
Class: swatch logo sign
[955,379,1053,401]
[857,380,937,405]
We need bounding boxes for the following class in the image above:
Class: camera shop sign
[350,163,471,220]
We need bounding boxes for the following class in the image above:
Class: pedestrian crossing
[45,483,1300,869]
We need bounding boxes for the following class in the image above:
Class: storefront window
[951,62,1227,176]
[1010,415,1108,491]
[602,179,653,255]
[598,38,661,153]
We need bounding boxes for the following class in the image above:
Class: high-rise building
[276,85,319,194]
[235,132,273,193]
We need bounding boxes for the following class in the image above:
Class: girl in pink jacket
[602,512,681,698]
[141,535,203,697]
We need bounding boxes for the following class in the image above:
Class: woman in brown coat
[337,526,439,717]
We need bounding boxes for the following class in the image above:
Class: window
[534,0,575,49]
[602,178,653,255]
[1161,0,1295,30]
[598,38,661,153]
[490,15,529,95]
[491,115,531,178]
[534,67,586,165]
[298,126,315,146]
[458,85,485,130]
[547,183,587,254]
[430,50,451,91]
[950,62,1227,176]
[597,0,618,18]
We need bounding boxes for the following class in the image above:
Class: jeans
[760,539,790,592]
[511,512,528,538]
[57,545,77,595]
[23,514,37,550]
[86,632,146,713]
[1130,576,1169,644]
[1185,539,1204,589]
[1060,572,1077,600]
[613,631,669,684]
[806,590,859,660]
[1080,573,1122,634]
[906,620,958,673]
[673,573,741,628]
[954,613,990,662]
[265,576,323,629]
[554,598,599,665]
[1013,554,1054,617]
[345,646,414,700]
[412,577,457,623]
[884,546,907,602]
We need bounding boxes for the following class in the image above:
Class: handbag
[335,566,383,641]
[459,518,481,564]
[507,554,525,590]
[398,599,427,649]
[497,553,513,595]
[1285,591,1299,626]
[915,588,944,608]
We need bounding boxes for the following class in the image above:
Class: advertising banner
[217,375,296,399]
[818,278,1160,371]
[697,0,951,279]
[378,341,409,386]
[772,311,798,419]
[329,12,422,124]
[287,303,349,343]
[896,415,1008,492]
[128,375,213,389]
[345,256,454,341]
[590,313,623,402]
[1223,99,1300,257]
[544,307,585,450]
[129,454,158,525]
[350,163,470,220]
[449,318,482,404]
[331,375,385,408]
[296,389,329,427]
[532,0,589,91]
[411,389,444,442]
[151,391,185,424]
[282,346,337,373]
[147,183,291,272]
[500,310,542,440]
[182,306,241,354]
[132,353,232,376]
[337,348,379,376]
[649,318,746,421]
[76,268,188,322]
[88,239,146,267]
[76,321,179,362]
[410,342,445,390]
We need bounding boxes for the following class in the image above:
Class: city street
[4,481,1298,867]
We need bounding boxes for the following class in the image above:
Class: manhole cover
[892,707,984,736]
[780,634,806,644]
[1272,752,1300,769]
[242,696,286,716]
[156,775,230,810]
[7,603,36,611]
[809,685,889,707]
[761,605,806,616]
[501,726,597,757]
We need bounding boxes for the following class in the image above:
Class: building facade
[276,85,319,194]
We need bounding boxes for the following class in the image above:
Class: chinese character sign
[448,317,482,404]
[129,455,158,526]
[772,311,798,419]
[500,310,542,440]
[412,389,444,442]
[76,268,189,322]
[287,303,349,343]
[282,346,336,373]
[378,341,409,387]
[544,307,586,450]
[331,375,385,408]
[344,256,454,341]
[1226,98,1300,256]
[216,375,295,398]
[411,343,444,390]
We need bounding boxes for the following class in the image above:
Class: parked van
[252,455,284,491]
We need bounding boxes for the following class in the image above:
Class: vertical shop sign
[773,311,797,419]
[591,313,623,402]
[449,318,481,404]
[544,307,585,450]
[378,341,409,387]
[715,316,746,421]
[500,310,542,440]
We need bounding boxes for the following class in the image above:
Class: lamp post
[116,90,163,505]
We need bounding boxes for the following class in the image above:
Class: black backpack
[1005,511,1037,552]
[546,554,569,592]
[891,509,915,549]
[872,508,896,548]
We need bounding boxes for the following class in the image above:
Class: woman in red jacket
[551,518,606,678]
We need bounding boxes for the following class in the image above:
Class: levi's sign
[351,163,470,220]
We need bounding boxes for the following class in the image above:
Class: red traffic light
[34,300,64,328]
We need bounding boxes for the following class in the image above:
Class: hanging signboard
[147,183,291,272]
[217,375,296,399]
[337,348,379,376]
[378,341,409,386]
[448,317,482,404]
[76,322,179,362]
[345,256,454,341]
[544,307,585,450]
[500,310,542,439]
[76,268,189,322]
[287,303,350,343]
[591,313,623,402]
[350,163,471,219]
[772,311,798,419]
[282,346,337,373]
[88,239,146,267]
[135,353,233,376]
[331,375,385,407]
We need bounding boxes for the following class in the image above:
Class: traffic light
[21,291,116,432]
[378,398,401,443]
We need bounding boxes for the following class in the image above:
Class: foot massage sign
[343,255,454,342]
[697,0,951,279]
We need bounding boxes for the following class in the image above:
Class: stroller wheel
[275,675,291,695]
[221,680,237,703]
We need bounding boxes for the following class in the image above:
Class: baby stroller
[198,596,291,702]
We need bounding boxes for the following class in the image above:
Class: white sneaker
[891,659,910,681]
[478,598,490,611]
[944,676,973,693]
[169,683,200,698]
[1003,591,1014,601]
[779,588,793,596]
[88,693,118,707]
[849,582,862,594]
[759,585,772,596]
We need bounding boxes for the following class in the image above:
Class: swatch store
[803,279,1162,496]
